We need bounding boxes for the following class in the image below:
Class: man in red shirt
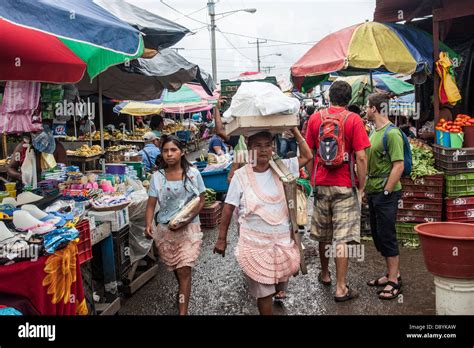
[305,81,370,302]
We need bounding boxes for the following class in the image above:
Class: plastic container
[76,219,93,265]
[442,131,451,147]
[450,132,464,149]
[445,173,474,197]
[200,165,231,193]
[463,126,474,148]
[434,276,474,315]
[7,190,16,198]
[433,144,474,174]
[435,129,443,145]
[415,222,474,278]
[105,164,127,175]
[4,183,16,191]
[199,201,222,229]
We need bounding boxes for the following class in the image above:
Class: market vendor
[150,115,164,138]
[139,132,161,173]
[7,124,67,188]
[208,134,227,155]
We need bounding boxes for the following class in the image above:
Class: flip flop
[367,274,402,287]
[274,290,287,301]
[334,286,359,303]
[318,271,332,286]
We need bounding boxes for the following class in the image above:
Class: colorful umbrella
[291,22,458,91]
[0,0,144,83]
[114,84,219,116]
[330,74,414,105]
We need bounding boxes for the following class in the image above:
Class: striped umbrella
[0,0,144,83]
[291,22,458,91]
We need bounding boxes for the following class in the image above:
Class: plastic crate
[199,202,222,229]
[432,145,474,173]
[395,223,419,243]
[401,191,443,200]
[397,209,442,223]
[200,165,231,193]
[76,219,93,265]
[445,196,474,222]
[445,173,474,197]
[398,199,443,211]
[400,174,444,195]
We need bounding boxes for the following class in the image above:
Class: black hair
[306,105,316,116]
[368,92,390,115]
[150,115,164,130]
[329,80,352,106]
[247,131,273,147]
[347,104,361,114]
[157,135,193,191]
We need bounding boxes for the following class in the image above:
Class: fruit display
[67,145,103,157]
[64,136,77,141]
[163,122,185,135]
[204,188,217,207]
[134,127,150,135]
[0,158,10,167]
[83,132,112,141]
[435,114,473,133]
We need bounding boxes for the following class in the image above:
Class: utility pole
[249,38,267,72]
[262,66,275,74]
[208,0,217,82]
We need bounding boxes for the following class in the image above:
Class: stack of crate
[433,144,474,225]
[199,201,223,229]
[396,174,444,243]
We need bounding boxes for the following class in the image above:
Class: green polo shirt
[366,123,404,193]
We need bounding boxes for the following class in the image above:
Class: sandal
[378,281,402,300]
[274,290,287,301]
[367,274,402,287]
[318,271,331,286]
[334,286,359,302]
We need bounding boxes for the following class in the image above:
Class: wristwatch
[383,190,390,196]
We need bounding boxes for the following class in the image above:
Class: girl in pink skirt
[145,135,205,315]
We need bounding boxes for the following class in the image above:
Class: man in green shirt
[365,93,405,301]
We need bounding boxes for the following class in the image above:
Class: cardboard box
[88,207,129,232]
[91,221,112,246]
[223,113,299,136]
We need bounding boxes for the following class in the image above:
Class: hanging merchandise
[32,124,56,154]
[0,81,42,133]
[53,122,67,138]
[20,145,37,189]
[436,52,462,106]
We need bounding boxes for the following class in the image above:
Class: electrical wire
[160,0,208,26]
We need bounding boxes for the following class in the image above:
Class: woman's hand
[213,238,227,257]
[144,225,154,239]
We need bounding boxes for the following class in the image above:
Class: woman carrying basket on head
[144,135,206,315]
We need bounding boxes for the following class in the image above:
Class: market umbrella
[0,0,144,83]
[94,0,190,50]
[291,22,458,91]
[330,74,414,105]
[77,49,213,101]
[113,83,219,116]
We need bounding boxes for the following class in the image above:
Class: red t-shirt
[305,106,370,187]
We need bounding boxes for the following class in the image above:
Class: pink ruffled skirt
[154,222,203,271]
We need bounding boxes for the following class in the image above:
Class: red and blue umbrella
[0,0,144,83]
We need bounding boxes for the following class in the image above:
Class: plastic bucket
[435,130,443,145]
[4,182,16,191]
[105,164,127,175]
[415,222,474,278]
[450,132,464,149]
[442,131,451,147]
[463,126,474,148]
[434,276,474,315]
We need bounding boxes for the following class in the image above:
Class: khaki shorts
[310,186,360,244]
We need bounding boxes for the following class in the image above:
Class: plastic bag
[223,82,300,117]
[168,196,201,229]
[32,125,56,154]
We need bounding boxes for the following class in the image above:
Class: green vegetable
[409,141,442,180]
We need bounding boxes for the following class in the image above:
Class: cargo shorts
[310,186,361,244]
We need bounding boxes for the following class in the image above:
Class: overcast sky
[129,0,376,81]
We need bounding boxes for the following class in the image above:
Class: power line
[217,29,255,62]
[172,41,317,51]
[160,0,208,26]
[218,30,317,45]
[172,5,208,22]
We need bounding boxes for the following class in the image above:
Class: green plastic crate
[395,223,419,245]
[445,173,474,197]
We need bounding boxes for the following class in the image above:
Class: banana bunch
[204,188,216,206]
[70,144,103,157]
